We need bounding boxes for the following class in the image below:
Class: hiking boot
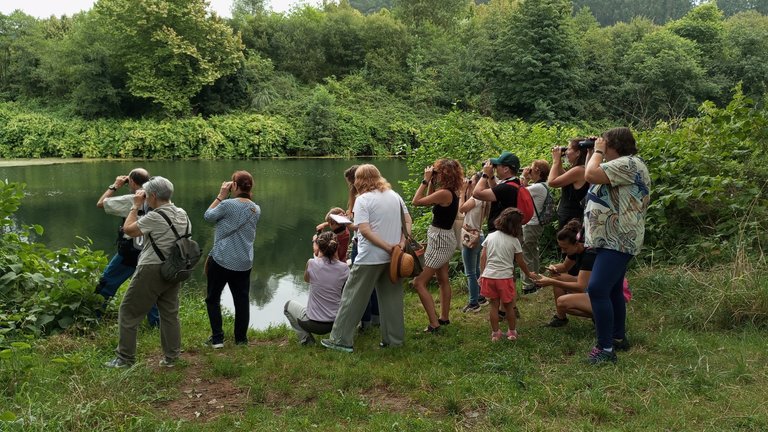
[462,303,481,313]
[506,329,518,341]
[613,337,631,351]
[104,357,132,369]
[477,296,489,306]
[491,330,503,342]
[545,315,569,328]
[587,346,618,365]
[320,338,353,353]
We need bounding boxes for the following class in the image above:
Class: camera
[577,138,596,149]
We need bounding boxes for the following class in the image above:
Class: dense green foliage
[0,181,107,343]
[1,1,767,126]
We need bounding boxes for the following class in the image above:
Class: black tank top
[431,191,458,230]
[558,182,589,213]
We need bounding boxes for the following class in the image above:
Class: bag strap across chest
[148,209,188,262]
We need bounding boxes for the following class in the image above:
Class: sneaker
[104,357,132,369]
[522,285,539,295]
[506,329,518,341]
[545,315,569,328]
[462,303,481,313]
[205,337,224,349]
[613,338,631,351]
[158,358,176,368]
[491,330,503,342]
[477,296,489,306]
[320,338,353,353]
[300,334,316,346]
[587,346,618,365]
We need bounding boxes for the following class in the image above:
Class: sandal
[438,319,450,325]
[423,325,440,334]
[491,330,503,342]
[506,329,518,341]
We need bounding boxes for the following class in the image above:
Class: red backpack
[503,180,534,225]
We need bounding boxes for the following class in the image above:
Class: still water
[0,159,409,329]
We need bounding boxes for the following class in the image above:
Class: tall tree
[490,0,582,121]
[94,0,244,116]
[393,0,471,29]
[723,10,768,98]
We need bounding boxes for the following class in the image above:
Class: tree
[231,0,267,17]
[94,0,244,116]
[716,0,768,16]
[393,0,471,29]
[490,0,582,121]
[621,29,712,126]
[723,11,768,98]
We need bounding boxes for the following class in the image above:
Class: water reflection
[0,159,408,329]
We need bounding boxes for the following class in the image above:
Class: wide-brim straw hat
[389,245,414,283]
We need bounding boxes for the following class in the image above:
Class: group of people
[97,170,261,368]
[95,126,649,367]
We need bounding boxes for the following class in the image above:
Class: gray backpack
[149,209,202,283]
[533,185,556,226]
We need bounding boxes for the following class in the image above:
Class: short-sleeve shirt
[480,230,522,279]
[103,194,135,218]
[584,156,651,256]
[204,199,261,271]
[567,247,596,276]
[487,178,520,233]
[354,189,408,265]
[526,182,548,226]
[137,204,190,266]
[306,256,349,322]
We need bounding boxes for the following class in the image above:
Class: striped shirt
[204,199,260,271]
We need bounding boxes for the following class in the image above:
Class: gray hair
[143,176,174,201]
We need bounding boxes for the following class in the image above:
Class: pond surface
[0,159,409,329]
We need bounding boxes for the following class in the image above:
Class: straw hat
[389,245,414,283]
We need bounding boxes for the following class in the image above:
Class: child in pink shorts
[480,208,534,341]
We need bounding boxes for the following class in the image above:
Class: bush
[0,181,107,344]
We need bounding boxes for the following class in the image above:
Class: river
[0,158,409,329]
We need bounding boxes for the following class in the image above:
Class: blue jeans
[97,253,160,327]
[461,234,484,305]
[587,248,631,349]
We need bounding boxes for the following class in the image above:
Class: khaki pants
[328,263,405,348]
[116,264,181,363]
[521,224,544,288]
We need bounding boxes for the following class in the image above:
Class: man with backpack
[104,176,190,368]
[96,168,159,327]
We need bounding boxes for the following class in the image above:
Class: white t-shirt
[353,189,408,265]
[463,197,485,231]
[137,204,191,266]
[526,182,548,226]
[481,230,522,279]
[103,194,135,218]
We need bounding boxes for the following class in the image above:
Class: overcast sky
[0,0,324,18]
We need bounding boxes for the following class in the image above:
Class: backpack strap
[148,208,187,262]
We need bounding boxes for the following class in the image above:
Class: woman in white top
[458,172,489,312]
[520,159,551,293]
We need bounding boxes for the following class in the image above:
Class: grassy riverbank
[2,263,767,431]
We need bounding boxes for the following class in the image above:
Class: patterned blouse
[584,156,651,256]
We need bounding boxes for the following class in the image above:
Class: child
[315,207,351,262]
[479,207,535,341]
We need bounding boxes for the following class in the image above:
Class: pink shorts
[480,277,517,304]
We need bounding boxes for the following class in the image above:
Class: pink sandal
[506,329,518,341]
[491,330,503,342]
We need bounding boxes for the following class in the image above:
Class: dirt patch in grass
[359,387,432,415]
[158,349,250,422]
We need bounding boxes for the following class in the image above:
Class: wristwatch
[108,185,118,191]
[481,173,489,179]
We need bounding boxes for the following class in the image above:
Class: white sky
[0,0,324,18]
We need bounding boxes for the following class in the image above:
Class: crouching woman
[285,231,349,345]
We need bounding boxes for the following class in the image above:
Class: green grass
[2,263,768,431]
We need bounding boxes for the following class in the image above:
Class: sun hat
[389,245,414,283]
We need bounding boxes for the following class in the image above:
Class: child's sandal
[491,330,503,342]
[506,329,518,341]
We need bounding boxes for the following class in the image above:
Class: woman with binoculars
[548,138,591,229]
